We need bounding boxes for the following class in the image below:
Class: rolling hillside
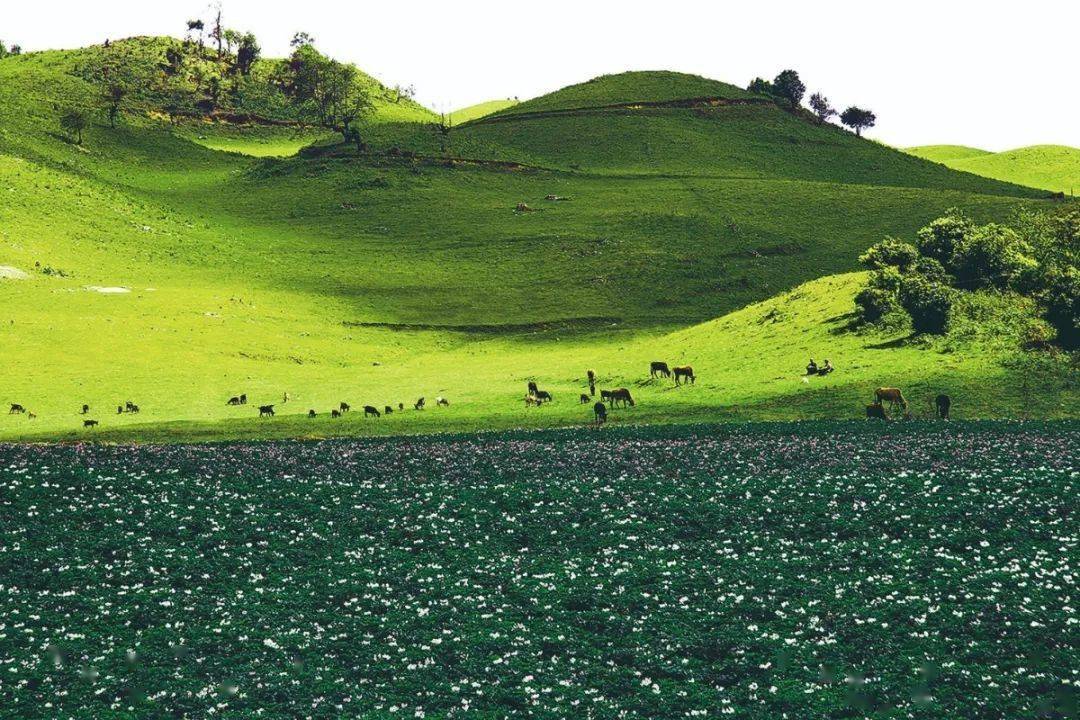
[0,45,1073,441]
[908,143,1080,194]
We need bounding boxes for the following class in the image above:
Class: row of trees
[855,209,1078,347]
[748,70,876,136]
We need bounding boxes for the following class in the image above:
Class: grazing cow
[579,393,590,404]
[84,419,99,428]
[673,366,696,386]
[127,404,140,414]
[875,387,907,412]
[331,409,342,418]
[9,404,25,414]
[594,401,607,425]
[340,402,351,413]
[533,390,552,403]
[527,381,539,396]
[364,405,381,418]
[81,404,90,414]
[117,405,124,415]
[609,388,635,408]
[384,406,394,415]
[414,397,425,410]
[935,394,951,420]
[650,361,671,378]
[227,396,241,406]
[308,409,317,418]
[240,394,247,405]
[866,402,888,420]
[436,397,450,407]
[258,405,275,417]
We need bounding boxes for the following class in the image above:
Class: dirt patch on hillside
[0,266,29,280]
[86,286,131,294]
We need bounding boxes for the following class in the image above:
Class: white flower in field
[263,638,280,650]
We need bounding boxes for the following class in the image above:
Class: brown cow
[608,388,635,408]
[875,387,907,411]
[673,366,696,386]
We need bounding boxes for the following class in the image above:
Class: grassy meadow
[0,42,1075,441]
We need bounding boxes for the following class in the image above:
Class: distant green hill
[448,99,518,125]
[0,51,1071,441]
[484,71,757,119]
[908,144,1080,194]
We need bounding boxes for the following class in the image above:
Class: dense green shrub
[1042,265,1079,349]
[854,287,898,323]
[916,210,974,263]
[909,256,950,284]
[859,237,919,271]
[951,224,1037,290]
[868,266,903,292]
[899,275,953,334]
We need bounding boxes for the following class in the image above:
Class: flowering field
[1,422,1076,719]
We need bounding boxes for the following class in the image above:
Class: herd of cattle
[4,360,952,430]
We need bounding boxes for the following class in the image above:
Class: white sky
[4,1,1076,150]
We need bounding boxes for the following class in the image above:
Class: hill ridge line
[465,95,773,126]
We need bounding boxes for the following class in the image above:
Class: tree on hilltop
[772,69,805,108]
[808,92,836,123]
[235,32,260,76]
[841,106,876,136]
[747,77,773,95]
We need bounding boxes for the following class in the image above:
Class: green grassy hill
[908,144,1080,194]
[0,49,1072,441]
[448,99,518,125]
[484,71,757,118]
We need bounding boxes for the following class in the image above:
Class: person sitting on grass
[806,359,818,375]
[819,359,834,375]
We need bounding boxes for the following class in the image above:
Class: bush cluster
[855,208,1079,346]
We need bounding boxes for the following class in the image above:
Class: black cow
[364,406,381,418]
[935,394,951,420]
[579,393,590,404]
[259,405,275,417]
[594,402,607,425]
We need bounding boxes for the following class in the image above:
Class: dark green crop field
[1,422,1075,718]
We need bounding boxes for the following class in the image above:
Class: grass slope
[448,99,518,125]
[908,144,1080,194]
[0,52,1071,441]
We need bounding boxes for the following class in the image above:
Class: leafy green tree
[899,276,953,334]
[1041,265,1079,349]
[235,32,260,76]
[808,93,835,123]
[840,106,876,136]
[854,287,899,323]
[951,224,1037,290]
[909,256,950,284]
[859,237,919,271]
[747,77,772,95]
[60,109,88,144]
[916,210,974,264]
[337,86,373,144]
[772,70,805,108]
